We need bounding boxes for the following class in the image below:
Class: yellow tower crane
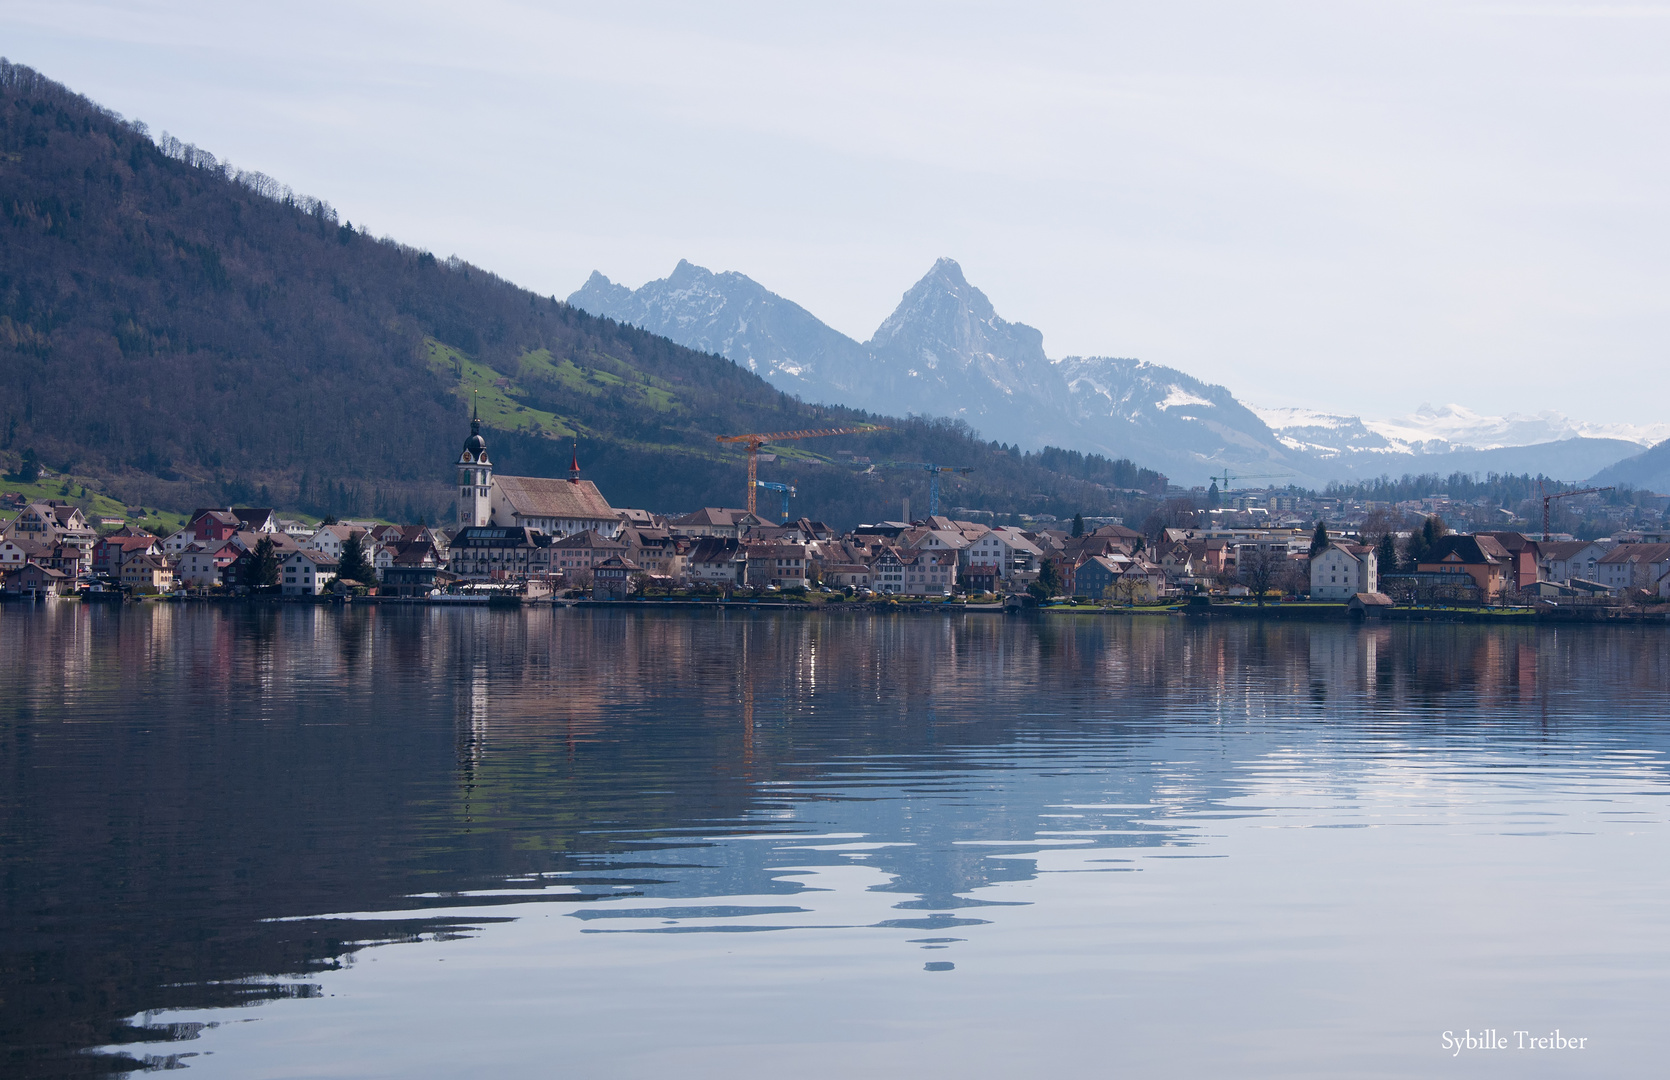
[717,425,888,515]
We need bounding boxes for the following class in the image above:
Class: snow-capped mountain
[568,261,871,404]
[1253,403,1670,457]
[569,259,1648,487]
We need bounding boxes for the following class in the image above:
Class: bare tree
[1239,544,1280,606]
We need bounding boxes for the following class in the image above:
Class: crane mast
[1541,485,1613,542]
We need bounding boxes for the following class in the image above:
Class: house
[549,530,629,577]
[184,509,244,546]
[1537,540,1607,586]
[230,507,280,533]
[447,526,554,581]
[1595,543,1670,594]
[306,525,360,560]
[120,553,175,591]
[1,536,47,574]
[1416,534,1513,601]
[895,550,957,596]
[685,537,745,585]
[383,543,445,597]
[872,547,907,594]
[93,533,160,576]
[820,562,872,590]
[744,543,810,589]
[965,528,1041,582]
[3,502,96,566]
[1310,543,1378,600]
[666,507,767,539]
[281,550,339,596]
[177,541,242,588]
[591,555,641,600]
[1478,532,1542,591]
[5,561,72,596]
[619,526,686,579]
[1073,554,1131,600]
[277,518,314,539]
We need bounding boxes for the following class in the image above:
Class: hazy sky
[5,1,1669,424]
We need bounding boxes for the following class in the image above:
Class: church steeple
[457,401,492,528]
[568,443,581,484]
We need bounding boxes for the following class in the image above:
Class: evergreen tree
[1206,481,1220,509]
[1405,515,1446,565]
[1071,513,1085,538]
[1376,532,1398,576]
[336,530,373,584]
[1029,558,1063,601]
[251,536,281,589]
[1310,520,1330,558]
[17,448,40,484]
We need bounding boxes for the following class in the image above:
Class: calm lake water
[2,603,1668,1078]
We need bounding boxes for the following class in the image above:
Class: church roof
[493,475,617,521]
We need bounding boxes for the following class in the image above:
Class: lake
[3,603,1668,1078]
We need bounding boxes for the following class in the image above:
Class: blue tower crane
[753,480,797,522]
[876,462,973,518]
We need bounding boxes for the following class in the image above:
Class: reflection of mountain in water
[3,606,1668,1075]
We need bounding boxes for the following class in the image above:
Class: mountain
[573,259,1316,485]
[575,260,1651,488]
[1055,356,1308,486]
[569,260,873,405]
[0,59,1164,527]
[1251,404,1654,486]
[1590,439,1670,492]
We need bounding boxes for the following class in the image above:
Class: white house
[1540,540,1610,585]
[1596,544,1670,594]
[306,525,358,560]
[177,541,240,588]
[1310,542,1378,600]
[281,550,339,596]
[965,528,1040,581]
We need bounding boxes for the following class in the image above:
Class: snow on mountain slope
[570,258,1647,486]
[1253,403,1670,456]
[567,261,872,405]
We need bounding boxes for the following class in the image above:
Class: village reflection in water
[2,604,1668,1077]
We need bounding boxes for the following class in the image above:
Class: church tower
[457,404,492,528]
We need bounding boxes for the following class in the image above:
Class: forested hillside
[0,60,1164,527]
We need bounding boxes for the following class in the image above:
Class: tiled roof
[494,475,617,521]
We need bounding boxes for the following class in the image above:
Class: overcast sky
[5,1,1670,425]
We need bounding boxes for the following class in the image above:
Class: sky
[4,0,1670,426]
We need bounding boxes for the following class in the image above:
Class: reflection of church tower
[458,404,492,528]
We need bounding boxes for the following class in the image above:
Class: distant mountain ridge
[574,259,1314,485]
[572,260,1655,488]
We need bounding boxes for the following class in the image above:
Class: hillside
[0,60,1164,528]
[1591,438,1670,492]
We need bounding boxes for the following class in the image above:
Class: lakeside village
[4,414,1670,615]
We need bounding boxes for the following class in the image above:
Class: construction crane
[1212,470,1294,492]
[717,425,887,515]
[754,481,796,523]
[1541,485,1613,542]
[876,461,974,518]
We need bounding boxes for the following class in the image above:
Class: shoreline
[8,593,1669,623]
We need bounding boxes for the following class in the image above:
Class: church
[456,409,622,538]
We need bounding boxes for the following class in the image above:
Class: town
[3,413,1669,613]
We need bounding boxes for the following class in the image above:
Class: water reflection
[2,605,1668,1077]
